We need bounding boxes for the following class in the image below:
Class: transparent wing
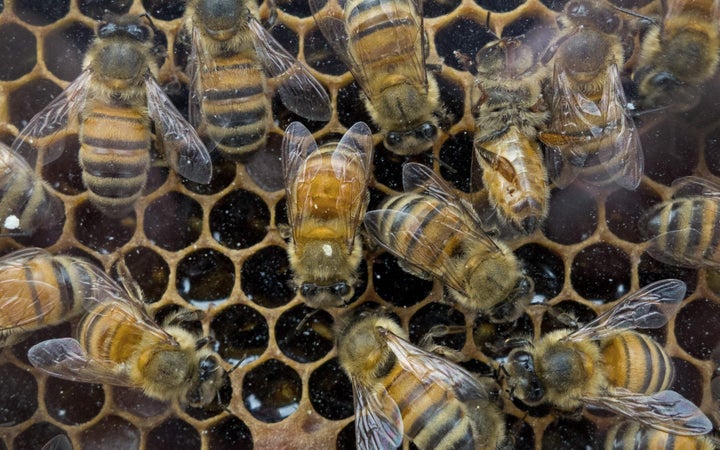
[381,327,490,402]
[364,208,472,294]
[281,121,319,241]
[332,122,374,248]
[671,176,720,199]
[186,25,209,131]
[12,69,92,165]
[597,63,643,190]
[28,337,135,386]
[352,376,404,450]
[145,74,213,184]
[565,279,686,342]
[584,389,713,436]
[248,17,331,121]
[42,435,73,450]
[402,162,501,251]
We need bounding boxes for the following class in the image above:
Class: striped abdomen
[376,193,468,275]
[0,255,95,346]
[344,0,420,95]
[604,421,714,450]
[645,197,720,267]
[601,332,674,394]
[0,153,62,235]
[383,363,478,450]
[480,126,549,232]
[200,52,269,160]
[80,104,151,218]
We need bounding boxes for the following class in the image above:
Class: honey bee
[310,0,443,155]
[0,143,63,236]
[538,0,643,190]
[633,0,720,111]
[641,176,720,269]
[42,435,73,450]
[28,261,225,407]
[604,421,716,450]
[463,37,550,233]
[183,0,331,160]
[503,279,712,435]
[336,309,507,450]
[11,15,212,218]
[282,121,373,308]
[0,248,109,347]
[364,162,533,322]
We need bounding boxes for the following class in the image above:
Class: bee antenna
[195,335,216,350]
[295,309,320,333]
[611,5,658,24]
[228,358,243,374]
[138,12,158,31]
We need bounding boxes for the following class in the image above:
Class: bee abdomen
[604,421,714,450]
[201,59,269,159]
[79,301,146,363]
[0,169,61,234]
[601,332,674,394]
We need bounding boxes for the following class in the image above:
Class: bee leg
[546,306,580,329]
[454,50,476,75]
[419,324,469,362]
[277,223,292,240]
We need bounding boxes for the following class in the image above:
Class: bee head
[384,122,437,154]
[187,352,225,407]
[506,349,545,405]
[299,282,354,308]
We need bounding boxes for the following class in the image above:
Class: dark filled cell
[40,134,84,195]
[14,0,69,25]
[0,363,37,426]
[242,359,301,423]
[435,19,496,71]
[143,145,170,195]
[408,302,466,351]
[81,415,139,449]
[245,132,285,192]
[571,243,631,302]
[12,322,73,364]
[182,152,236,195]
[211,304,269,367]
[669,357,704,407]
[241,246,295,308]
[337,82,374,130]
[112,386,168,418]
[147,418,200,450]
[543,184,598,245]
[436,73,464,128]
[176,248,235,306]
[372,144,407,191]
[45,378,104,425]
[144,191,203,251]
[540,0,570,11]
[207,416,253,450]
[79,0,132,19]
[74,201,135,253]
[638,252,697,296]
[275,197,289,227]
[309,358,354,420]
[675,298,720,360]
[121,247,169,303]
[606,183,661,243]
[8,79,64,131]
[13,423,67,450]
[540,300,597,334]
[211,189,269,249]
[516,243,564,305]
[304,27,347,76]
[707,128,720,177]
[439,131,474,193]
[44,22,94,81]
[278,0,313,17]
[475,0,525,12]
[505,416,534,449]
[643,119,699,185]
[142,0,185,20]
[12,202,65,249]
[542,417,597,448]
[423,0,460,17]
[336,421,355,449]
[372,253,434,307]
[276,305,334,363]
[0,23,36,81]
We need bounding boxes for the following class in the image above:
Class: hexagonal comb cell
[210,189,269,249]
[211,304,269,366]
[241,358,302,423]
[241,246,295,308]
[309,359,353,420]
[176,248,235,307]
[14,0,69,25]
[44,22,94,82]
[0,23,36,81]
[144,192,203,251]
[44,378,104,425]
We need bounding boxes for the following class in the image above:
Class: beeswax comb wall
[0,0,719,448]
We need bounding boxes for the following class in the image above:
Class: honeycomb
[0,0,719,448]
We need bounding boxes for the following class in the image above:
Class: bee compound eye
[651,72,682,88]
[98,22,117,38]
[199,356,219,381]
[300,284,319,298]
[419,123,437,140]
[511,350,535,372]
[332,283,351,297]
[385,132,402,147]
